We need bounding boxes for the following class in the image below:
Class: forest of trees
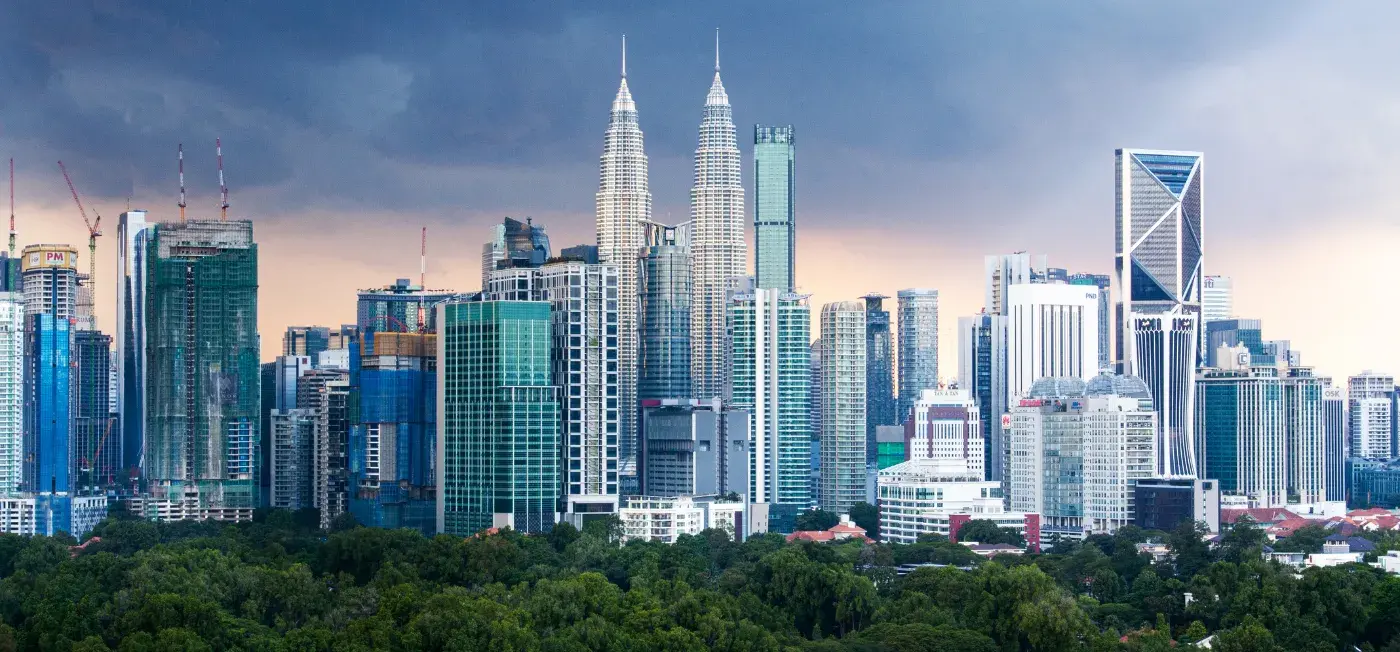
[0,509,1396,651]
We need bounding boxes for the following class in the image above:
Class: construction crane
[57,161,103,325]
[178,143,187,223]
[217,137,229,221]
[418,226,427,332]
[80,417,115,481]
[8,158,15,256]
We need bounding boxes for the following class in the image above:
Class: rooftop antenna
[715,28,720,73]
[178,143,187,222]
[7,158,14,257]
[216,137,228,221]
[417,226,427,332]
[621,34,627,78]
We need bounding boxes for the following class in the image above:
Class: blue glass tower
[25,313,70,496]
[754,126,795,292]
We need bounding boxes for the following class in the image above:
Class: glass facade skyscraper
[72,330,116,493]
[1067,274,1110,372]
[117,210,148,484]
[754,125,795,292]
[726,280,810,532]
[819,301,866,515]
[638,222,691,401]
[896,289,938,424]
[1115,149,1204,478]
[958,313,1008,481]
[144,220,260,519]
[437,300,559,535]
[481,217,551,289]
[861,294,894,457]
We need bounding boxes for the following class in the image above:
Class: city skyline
[4,3,1399,381]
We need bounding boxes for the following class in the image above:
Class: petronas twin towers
[595,35,745,469]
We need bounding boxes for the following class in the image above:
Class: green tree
[849,503,880,540]
[954,519,1025,546]
[1166,520,1211,580]
[1271,525,1329,554]
[1217,520,1267,563]
[795,510,841,532]
[1215,617,1282,652]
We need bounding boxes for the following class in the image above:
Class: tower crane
[57,161,102,325]
[8,158,15,256]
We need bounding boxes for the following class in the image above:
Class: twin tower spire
[596,30,744,469]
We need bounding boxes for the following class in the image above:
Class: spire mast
[621,34,627,78]
[715,28,720,72]
[178,143,187,223]
[8,158,14,257]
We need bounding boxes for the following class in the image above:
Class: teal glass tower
[754,126,795,292]
[437,300,560,535]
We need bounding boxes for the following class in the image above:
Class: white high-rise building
[904,389,983,478]
[896,289,939,423]
[0,295,20,496]
[1348,371,1394,459]
[1007,283,1099,400]
[819,301,866,515]
[1202,275,1232,322]
[690,36,746,401]
[1115,149,1204,478]
[596,39,651,479]
[1083,376,1157,533]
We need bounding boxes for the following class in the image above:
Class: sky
[1,1,1398,380]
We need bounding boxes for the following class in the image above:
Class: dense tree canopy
[954,520,1026,547]
[0,510,1393,651]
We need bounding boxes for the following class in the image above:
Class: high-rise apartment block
[896,289,939,423]
[437,300,560,535]
[819,301,866,515]
[596,43,651,482]
[1007,283,1100,400]
[488,259,620,521]
[638,222,691,401]
[726,280,810,531]
[753,125,795,292]
[861,294,895,455]
[1348,371,1394,459]
[1115,149,1204,478]
[142,220,259,521]
[689,51,746,403]
[1082,375,1157,533]
[0,295,20,496]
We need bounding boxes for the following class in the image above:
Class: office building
[560,244,598,264]
[874,426,906,470]
[1067,274,1111,372]
[690,42,746,404]
[897,289,939,423]
[638,398,749,497]
[437,299,559,535]
[985,253,1048,316]
[1196,349,1330,508]
[619,494,751,543]
[819,301,866,514]
[1323,384,1346,502]
[283,326,331,360]
[754,125,795,292]
[1350,458,1400,508]
[116,211,148,486]
[1133,477,1220,533]
[262,354,309,504]
[861,294,895,457]
[1349,371,1394,459]
[142,220,259,520]
[1115,149,1204,478]
[1082,374,1157,533]
[488,259,620,521]
[1202,275,1232,322]
[877,459,1038,547]
[24,314,70,497]
[903,389,983,477]
[270,409,315,510]
[0,295,19,496]
[726,280,811,531]
[481,217,551,288]
[349,330,438,533]
[357,278,457,336]
[72,330,116,493]
[638,221,691,401]
[596,43,650,480]
[1007,283,1099,400]
[958,313,1009,482]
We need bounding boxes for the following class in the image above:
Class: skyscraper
[1348,371,1394,459]
[1323,384,1346,502]
[1008,377,1088,539]
[861,294,895,456]
[356,278,457,336]
[985,253,1047,317]
[1006,283,1100,400]
[1202,275,1232,322]
[958,313,1008,481]
[596,38,650,480]
[0,295,20,496]
[1067,274,1110,372]
[143,220,259,520]
[896,289,939,424]
[482,217,551,289]
[1082,374,1157,534]
[437,299,560,535]
[727,279,810,532]
[283,326,331,360]
[754,125,794,292]
[488,259,620,522]
[24,314,70,497]
[1115,149,1204,478]
[690,37,746,401]
[116,210,148,485]
[72,330,116,493]
[638,221,691,401]
[819,301,866,515]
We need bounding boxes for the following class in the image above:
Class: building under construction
[349,329,437,534]
[141,220,259,521]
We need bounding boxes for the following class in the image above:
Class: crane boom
[57,161,103,328]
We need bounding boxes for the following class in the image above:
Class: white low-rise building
[877,459,1040,549]
[0,494,107,537]
[619,495,752,543]
[1373,550,1400,575]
